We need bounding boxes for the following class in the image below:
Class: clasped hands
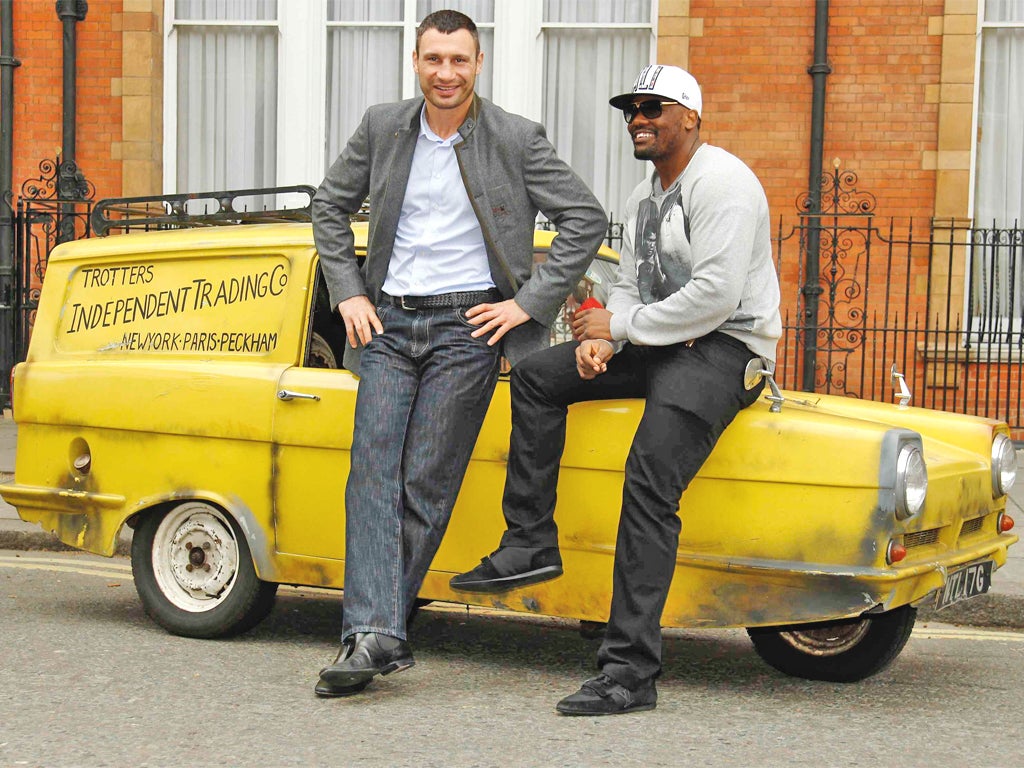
[572,306,615,380]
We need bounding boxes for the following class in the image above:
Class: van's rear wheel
[132,502,277,638]
[307,330,339,369]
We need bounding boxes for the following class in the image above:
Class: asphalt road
[2,550,1024,768]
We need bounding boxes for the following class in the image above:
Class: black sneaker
[555,674,657,716]
[449,546,563,593]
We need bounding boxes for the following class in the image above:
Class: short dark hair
[416,9,479,53]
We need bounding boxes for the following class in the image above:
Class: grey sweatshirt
[607,143,782,365]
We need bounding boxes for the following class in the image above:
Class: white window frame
[164,0,656,193]
[967,0,1024,217]
[163,3,286,192]
[965,0,1024,346]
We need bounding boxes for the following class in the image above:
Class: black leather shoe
[449,546,563,593]
[314,639,372,697]
[317,632,415,689]
[555,674,657,716]
[314,678,370,698]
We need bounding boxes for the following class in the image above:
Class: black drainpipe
[801,0,831,392]
[0,0,20,402]
[56,0,87,243]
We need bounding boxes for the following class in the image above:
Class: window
[165,0,655,218]
[167,0,279,193]
[971,0,1024,337]
[542,1,653,219]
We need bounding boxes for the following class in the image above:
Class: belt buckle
[400,295,415,311]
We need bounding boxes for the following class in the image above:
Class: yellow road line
[0,554,131,571]
[913,626,1024,642]
[0,561,131,580]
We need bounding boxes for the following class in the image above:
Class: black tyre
[131,501,278,638]
[307,330,340,369]
[308,275,346,369]
[746,605,916,682]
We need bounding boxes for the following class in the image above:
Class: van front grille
[959,515,985,538]
[904,528,940,549]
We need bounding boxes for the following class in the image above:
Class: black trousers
[500,333,763,686]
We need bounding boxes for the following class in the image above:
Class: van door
[270,366,358,565]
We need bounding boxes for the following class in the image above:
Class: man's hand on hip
[572,307,613,342]
[337,295,383,348]
[465,299,530,346]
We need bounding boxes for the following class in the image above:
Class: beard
[634,144,668,163]
[631,133,661,161]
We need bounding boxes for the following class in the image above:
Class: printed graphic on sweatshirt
[634,188,691,304]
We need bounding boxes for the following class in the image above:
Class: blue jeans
[341,302,500,641]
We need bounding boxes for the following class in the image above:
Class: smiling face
[627,98,695,164]
[413,28,483,115]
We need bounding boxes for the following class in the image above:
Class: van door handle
[277,389,321,402]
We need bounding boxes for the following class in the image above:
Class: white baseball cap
[609,64,703,117]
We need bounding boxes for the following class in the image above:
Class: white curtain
[542,0,651,220]
[174,0,278,196]
[973,0,1024,325]
[324,0,404,166]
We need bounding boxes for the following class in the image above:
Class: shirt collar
[418,105,458,146]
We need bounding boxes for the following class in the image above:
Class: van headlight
[992,434,1018,497]
[895,444,928,520]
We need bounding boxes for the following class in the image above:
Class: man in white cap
[451,64,781,715]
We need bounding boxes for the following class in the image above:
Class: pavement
[0,414,1022,628]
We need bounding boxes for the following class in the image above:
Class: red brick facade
[686,0,944,224]
[10,0,123,201]
[3,0,958,225]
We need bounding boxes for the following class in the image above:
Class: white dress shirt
[382,107,494,297]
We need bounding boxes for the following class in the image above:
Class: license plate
[935,560,993,610]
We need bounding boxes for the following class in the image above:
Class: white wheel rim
[778,620,871,657]
[151,503,240,613]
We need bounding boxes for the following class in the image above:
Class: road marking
[0,554,131,580]
[0,554,131,571]
[0,562,132,579]
[913,626,1024,642]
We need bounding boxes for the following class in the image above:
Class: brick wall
[679,0,945,224]
[11,0,123,202]
[8,0,958,224]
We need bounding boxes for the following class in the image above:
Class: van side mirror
[890,364,912,407]
[745,358,784,413]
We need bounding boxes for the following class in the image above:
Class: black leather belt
[382,289,500,311]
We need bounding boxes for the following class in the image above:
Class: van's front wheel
[132,502,277,638]
[746,605,916,682]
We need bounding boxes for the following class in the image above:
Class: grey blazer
[313,95,608,370]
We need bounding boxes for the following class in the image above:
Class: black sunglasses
[623,99,679,124]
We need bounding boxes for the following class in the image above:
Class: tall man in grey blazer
[311,9,607,698]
